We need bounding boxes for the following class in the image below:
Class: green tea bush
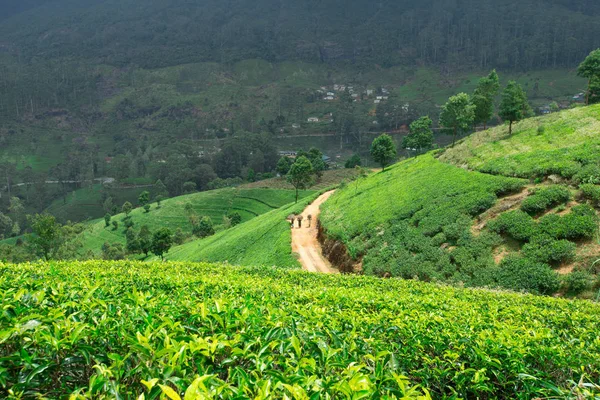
[520,186,571,215]
[539,205,598,240]
[573,164,600,185]
[564,271,594,295]
[497,255,561,295]
[522,235,577,264]
[487,210,536,241]
[1,261,599,398]
[580,184,600,207]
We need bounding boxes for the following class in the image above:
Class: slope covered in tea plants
[1,260,599,398]
[78,187,314,256]
[164,193,320,268]
[440,104,600,180]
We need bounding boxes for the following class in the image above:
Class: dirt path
[291,190,338,274]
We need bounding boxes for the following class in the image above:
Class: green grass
[440,104,600,179]
[165,193,320,267]
[1,260,599,398]
[241,168,360,190]
[78,188,314,256]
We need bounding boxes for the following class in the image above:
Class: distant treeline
[0,0,598,70]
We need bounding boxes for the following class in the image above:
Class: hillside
[77,187,314,256]
[320,105,600,297]
[1,260,598,398]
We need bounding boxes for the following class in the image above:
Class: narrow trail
[291,190,338,274]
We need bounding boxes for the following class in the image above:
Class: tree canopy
[439,93,476,147]
[499,81,530,135]
[370,134,397,171]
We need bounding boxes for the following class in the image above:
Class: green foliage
[344,154,362,169]
[103,213,111,227]
[439,93,475,146]
[173,228,187,246]
[151,227,173,260]
[321,155,525,287]
[520,186,571,215]
[573,164,600,184]
[538,205,598,241]
[499,81,530,134]
[0,261,599,398]
[101,242,126,260]
[121,201,133,216]
[125,227,140,254]
[193,216,215,238]
[578,48,600,105]
[138,190,150,207]
[497,255,561,295]
[370,134,397,170]
[565,271,594,295]
[522,235,577,264]
[402,116,434,154]
[472,70,500,128]
[287,156,314,202]
[580,184,600,206]
[138,225,152,256]
[167,194,319,268]
[27,214,66,260]
[276,156,293,175]
[112,220,119,231]
[227,211,243,227]
[487,210,537,242]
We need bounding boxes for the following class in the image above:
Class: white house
[327,92,335,97]
[333,84,340,91]
[374,99,381,104]
[325,96,335,101]
[307,117,319,123]
[292,123,300,129]
[376,96,383,100]
[366,89,374,96]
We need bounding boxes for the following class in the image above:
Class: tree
[173,228,186,245]
[228,211,242,227]
[104,213,111,227]
[287,156,314,203]
[578,49,600,105]
[155,195,165,209]
[499,81,530,135]
[112,220,119,230]
[138,225,152,257]
[439,93,476,147]
[151,228,173,260]
[154,179,168,197]
[183,181,197,193]
[370,134,397,171]
[307,148,326,179]
[0,212,13,238]
[345,154,362,169]
[472,70,500,130]
[194,216,215,238]
[402,116,434,155]
[101,242,126,260]
[138,191,150,208]
[126,227,140,254]
[276,156,293,176]
[28,214,63,260]
[122,201,133,216]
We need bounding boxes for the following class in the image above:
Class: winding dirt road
[291,190,339,274]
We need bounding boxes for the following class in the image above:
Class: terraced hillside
[1,260,598,398]
[78,188,314,255]
[164,192,319,268]
[320,105,600,297]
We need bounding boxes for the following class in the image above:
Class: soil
[291,191,339,274]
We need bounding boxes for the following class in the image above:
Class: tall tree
[439,93,476,147]
[402,116,434,155]
[370,134,397,171]
[28,214,63,260]
[499,81,530,135]
[287,156,314,203]
[578,49,600,105]
[472,70,500,129]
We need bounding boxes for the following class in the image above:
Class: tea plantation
[77,188,315,256]
[1,261,599,399]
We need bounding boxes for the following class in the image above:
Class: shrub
[487,210,536,242]
[497,256,561,295]
[580,184,600,207]
[539,206,598,240]
[193,216,215,238]
[573,164,600,185]
[522,235,576,264]
[564,271,593,295]
[520,186,571,216]
[227,212,242,227]
[345,154,362,169]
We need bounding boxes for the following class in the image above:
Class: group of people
[289,214,312,229]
